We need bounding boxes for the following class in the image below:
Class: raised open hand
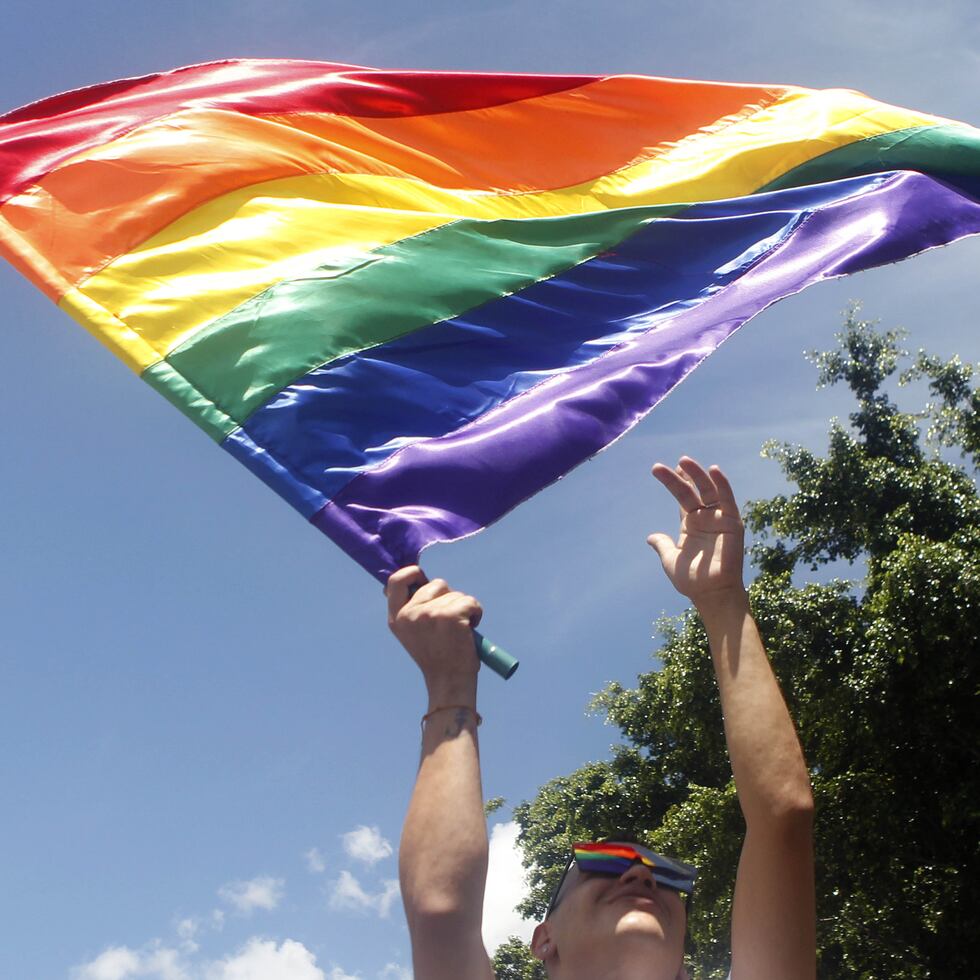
[647,457,745,603]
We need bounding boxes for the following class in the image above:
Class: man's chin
[615,892,670,922]
[613,905,670,939]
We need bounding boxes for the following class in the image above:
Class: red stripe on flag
[0,59,596,206]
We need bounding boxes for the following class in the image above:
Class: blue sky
[1,1,978,977]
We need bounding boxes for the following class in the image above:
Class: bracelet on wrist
[421,704,482,734]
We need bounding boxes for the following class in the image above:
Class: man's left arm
[698,592,816,980]
[649,458,815,980]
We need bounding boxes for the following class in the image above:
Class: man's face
[538,859,687,978]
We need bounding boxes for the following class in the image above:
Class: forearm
[696,588,813,829]
[399,674,488,933]
[648,460,814,974]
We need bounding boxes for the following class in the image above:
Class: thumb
[386,565,428,621]
[646,533,676,568]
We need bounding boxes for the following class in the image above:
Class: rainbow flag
[2,59,978,581]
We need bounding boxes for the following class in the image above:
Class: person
[387,457,816,980]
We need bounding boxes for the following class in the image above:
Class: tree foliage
[492,936,546,980]
[504,307,980,979]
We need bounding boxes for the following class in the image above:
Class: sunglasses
[545,841,697,917]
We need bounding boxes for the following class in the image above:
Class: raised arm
[648,458,816,980]
[387,566,495,980]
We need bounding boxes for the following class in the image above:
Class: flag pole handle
[474,630,519,680]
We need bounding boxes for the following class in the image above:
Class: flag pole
[474,631,519,680]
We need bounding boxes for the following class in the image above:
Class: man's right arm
[388,566,495,980]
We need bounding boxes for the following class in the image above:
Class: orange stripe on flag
[0,75,785,299]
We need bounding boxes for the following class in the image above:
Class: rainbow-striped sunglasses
[546,840,697,917]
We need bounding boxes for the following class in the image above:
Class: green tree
[492,935,546,979]
[507,307,980,979]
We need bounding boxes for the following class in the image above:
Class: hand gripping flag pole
[403,582,519,679]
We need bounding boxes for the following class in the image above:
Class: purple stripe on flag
[311,172,980,581]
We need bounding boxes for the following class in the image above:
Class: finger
[409,577,452,606]
[646,532,677,568]
[678,456,720,505]
[674,465,699,521]
[708,465,739,512]
[652,462,702,512]
[434,592,484,629]
[465,596,484,629]
[386,566,428,619]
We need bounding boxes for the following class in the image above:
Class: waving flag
[2,59,978,581]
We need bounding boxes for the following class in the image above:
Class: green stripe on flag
[142,203,683,439]
[758,124,980,194]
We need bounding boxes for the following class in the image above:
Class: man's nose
[619,862,657,890]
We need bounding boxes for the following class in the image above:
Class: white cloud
[177,917,201,953]
[207,939,325,980]
[329,871,400,918]
[341,826,393,866]
[138,948,188,980]
[74,947,141,980]
[218,876,285,915]
[328,969,361,980]
[482,821,535,952]
[378,965,411,980]
[330,870,373,912]
[376,880,401,919]
[304,847,327,874]
[72,943,188,980]
[76,938,330,980]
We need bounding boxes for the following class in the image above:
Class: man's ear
[531,922,553,962]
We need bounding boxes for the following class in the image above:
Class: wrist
[425,674,478,710]
[421,703,482,735]
[693,586,751,624]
